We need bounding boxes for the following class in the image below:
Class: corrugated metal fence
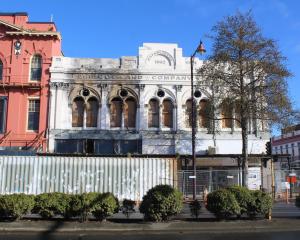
[0,156,176,201]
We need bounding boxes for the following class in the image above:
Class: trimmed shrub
[91,192,119,221]
[67,193,99,222]
[139,184,183,222]
[206,189,240,219]
[227,186,255,217]
[247,190,273,218]
[122,199,136,219]
[296,196,300,208]
[189,199,202,219]
[0,194,35,220]
[33,193,71,219]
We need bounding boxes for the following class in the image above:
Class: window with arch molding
[110,97,122,128]
[124,97,137,128]
[72,97,84,127]
[30,55,42,81]
[148,99,159,128]
[0,59,3,80]
[86,97,99,127]
[162,99,173,128]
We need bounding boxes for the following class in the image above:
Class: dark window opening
[86,139,94,154]
[30,55,42,81]
[0,97,7,133]
[27,99,40,131]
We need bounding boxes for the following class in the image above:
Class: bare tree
[199,11,296,187]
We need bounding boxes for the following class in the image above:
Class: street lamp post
[190,41,206,200]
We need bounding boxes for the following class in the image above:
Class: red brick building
[0,12,61,152]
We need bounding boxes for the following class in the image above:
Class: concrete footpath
[0,201,299,233]
[0,218,300,233]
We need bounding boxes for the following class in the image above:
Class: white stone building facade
[48,43,269,157]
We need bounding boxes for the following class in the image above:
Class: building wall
[0,13,61,150]
[49,43,269,155]
[272,127,300,168]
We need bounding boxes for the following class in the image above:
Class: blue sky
[2,0,300,113]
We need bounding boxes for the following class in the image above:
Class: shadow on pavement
[37,220,64,240]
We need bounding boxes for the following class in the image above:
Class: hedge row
[206,186,273,219]
[0,192,119,221]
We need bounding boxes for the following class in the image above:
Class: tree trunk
[241,120,249,187]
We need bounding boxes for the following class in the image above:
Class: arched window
[72,97,84,127]
[86,97,99,127]
[30,55,42,81]
[148,99,159,128]
[124,97,136,128]
[199,99,209,128]
[110,97,122,127]
[221,100,233,128]
[0,60,3,80]
[185,99,192,128]
[162,99,173,128]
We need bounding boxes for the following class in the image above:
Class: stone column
[100,84,109,129]
[159,104,162,131]
[49,82,57,130]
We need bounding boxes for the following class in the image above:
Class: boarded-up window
[72,97,84,127]
[185,99,192,128]
[110,98,122,127]
[199,99,209,128]
[148,99,159,128]
[124,97,136,128]
[30,55,42,81]
[86,97,99,127]
[221,100,233,128]
[0,60,3,80]
[162,99,173,128]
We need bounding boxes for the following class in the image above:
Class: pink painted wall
[0,13,62,150]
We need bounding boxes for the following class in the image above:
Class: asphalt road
[1,230,300,240]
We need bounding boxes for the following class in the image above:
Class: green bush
[247,190,273,218]
[296,196,300,208]
[206,189,241,219]
[0,194,35,220]
[33,193,71,219]
[67,193,99,222]
[91,192,119,221]
[67,192,118,221]
[227,186,255,217]
[122,199,136,219]
[139,184,183,222]
[189,199,202,219]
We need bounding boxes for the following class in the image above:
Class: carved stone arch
[68,85,100,105]
[144,87,176,105]
[107,85,138,104]
[157,87,176,104]
[181,88,211,105]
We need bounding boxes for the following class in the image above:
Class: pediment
[0,19,23,32]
